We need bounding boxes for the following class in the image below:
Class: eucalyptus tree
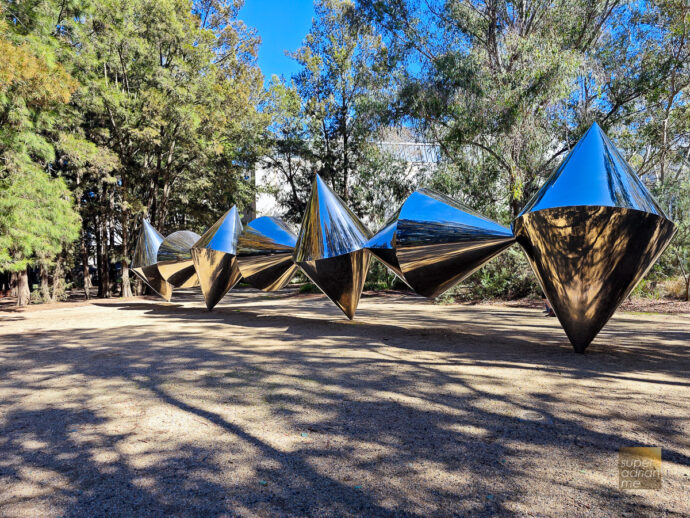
[357,0,661,219]
[289,0,405,219]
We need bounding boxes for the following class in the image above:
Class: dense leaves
[0,0,265,303]
[1,0,689,304]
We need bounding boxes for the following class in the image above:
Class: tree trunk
[10,272,17,297]
[121,172,133,298]
[52,253,64,302]
[108,189,117,296]
[17,268,30,306]
[40,263,51,302]
[81,230,91,299]
[96,213,104,297]
[96,209,111,298]
[341,100,349,201]
[157,168,171,229]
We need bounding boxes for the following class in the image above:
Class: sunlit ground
[0,290,688,517]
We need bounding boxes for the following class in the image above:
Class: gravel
[0,289,688,517]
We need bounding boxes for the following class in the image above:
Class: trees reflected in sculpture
[130,124,675,353]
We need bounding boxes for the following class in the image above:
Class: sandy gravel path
[0,290,688,517]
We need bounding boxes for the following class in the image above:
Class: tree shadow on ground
[0,292,688,517]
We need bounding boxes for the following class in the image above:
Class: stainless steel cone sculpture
[157,230,201,289]
[129,122,677,355]
[237,216,298,291]
[191,207,243,310]
[366,211,406,281]
[294,174,371,319]
[513,122,676,352]
[131,219,172,301]
[368,189,515,298]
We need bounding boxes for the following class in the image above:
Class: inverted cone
[514,123,676,352]
[366,215,406,280]
[294,175,371,319]
[298,250,370,320]
[237,216,298,291]
[191,207,243,309]
[191,249,241,310]
[157,230,201,288]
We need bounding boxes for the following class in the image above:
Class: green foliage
[0,7,81,278]
[2,0,689,306]
[0,163,81,271]
[355,0,690,300]
[265,0,410,225]
[436,247,540,303]
[363,260,409,291]
[298,282,321,294]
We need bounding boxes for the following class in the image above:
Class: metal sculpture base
[191,207,243,310]
[190,248,242,310]
[514,206,676,352]
[237,216,298,291]
[157,230,201,288]
[133,264,172,301]
[298,249,370,320]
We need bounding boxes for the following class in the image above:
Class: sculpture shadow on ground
[0,292,688,516]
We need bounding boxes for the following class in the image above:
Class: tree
[357,1,679,219]
[290,0,404,214]
[352,0,690,299]
[53,0,265,297]
[0,10,81,305]
[262,77,317,223]
[262,0,411,230]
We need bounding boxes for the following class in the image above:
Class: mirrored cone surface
[394,189,515,298]
[237,216,298,291]
[513,122,676,352]
[294,174,371,319]
[191,207,243,309]
[298,250,370,319]
[131,219,172,301]
[366,212,406,281]
[157,230,201,288]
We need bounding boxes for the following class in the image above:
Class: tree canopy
[1,0,689,303]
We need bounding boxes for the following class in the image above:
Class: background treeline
[1,0,689,306]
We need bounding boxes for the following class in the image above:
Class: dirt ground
[0,289,688,517]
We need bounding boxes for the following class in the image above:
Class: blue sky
[239,0,315,81]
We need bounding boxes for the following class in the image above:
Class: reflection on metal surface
[514,207,675,352]
[366,211,406,281]
[128,122,677,356]
[191,207,243,309]
[157,230,201,288]
[294,174,371,319]
[368,189,515,298]
[514,122,676,352]
[519,122,665,217]
[237,216,298,291]
[131,219,172,301]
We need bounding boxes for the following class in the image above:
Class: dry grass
[0,289,688,517]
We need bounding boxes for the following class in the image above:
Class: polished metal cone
[157,230,201,289]
[191,207,243,310]
[366,211,406,281]
[371,189,515,299]
[237,216,298,291]
[131,219,172,301]
[294,175,371,319]
[513,122,676,352]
